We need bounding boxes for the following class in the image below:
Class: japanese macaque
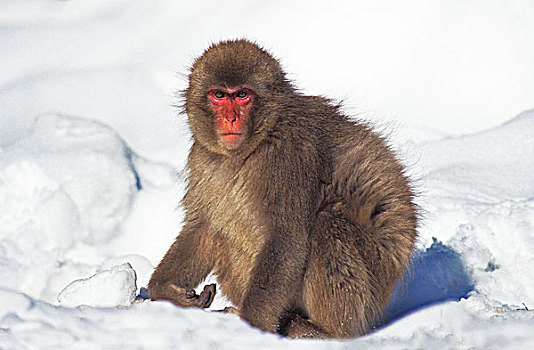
[148,39,418,338]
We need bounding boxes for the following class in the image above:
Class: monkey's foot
[168,283,216,308]
[223,306,242,316]
[279,314,329,339]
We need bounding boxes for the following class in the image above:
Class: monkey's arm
[148,216,216,308]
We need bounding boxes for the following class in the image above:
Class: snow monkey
[148,39,418,338]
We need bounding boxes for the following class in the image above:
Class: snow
[57,263,137,308]
[1,1,534,349]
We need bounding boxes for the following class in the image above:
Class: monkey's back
[283,96,418,334]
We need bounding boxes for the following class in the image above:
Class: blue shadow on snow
[382,238,475,324]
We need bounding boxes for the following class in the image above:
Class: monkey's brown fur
[148,39,418,338]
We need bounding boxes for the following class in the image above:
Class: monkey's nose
[225,114,237,123]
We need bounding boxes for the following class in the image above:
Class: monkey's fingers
[197,283,216,308]
[169,283,196,299]
[167,284,205,307]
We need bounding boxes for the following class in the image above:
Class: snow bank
[0,113,141,302]
[421,109,534,201]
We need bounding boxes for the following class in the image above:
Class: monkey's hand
[153,283,216,308]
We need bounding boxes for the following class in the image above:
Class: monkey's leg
[295,210,383,339]
[148,222,216,308]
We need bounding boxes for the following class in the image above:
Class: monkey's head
[184,39,293,155]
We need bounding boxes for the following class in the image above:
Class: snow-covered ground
[1,1,533,349]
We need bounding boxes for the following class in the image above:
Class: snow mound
[58,263,137,308]
[0,113,142,302]
[421,108,534,201]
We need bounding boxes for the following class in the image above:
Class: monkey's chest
[193,159,270,306]
[202,176,267,307]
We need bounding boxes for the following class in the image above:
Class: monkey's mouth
[220,132,244,141]
[220,133,244,149]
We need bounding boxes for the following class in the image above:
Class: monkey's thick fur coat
[148,40,418,338]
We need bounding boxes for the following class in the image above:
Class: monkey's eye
[213,90,225,99]
[236,90,248,98]
[234,89,252,106]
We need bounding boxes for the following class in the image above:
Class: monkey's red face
[208,88,254,150]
